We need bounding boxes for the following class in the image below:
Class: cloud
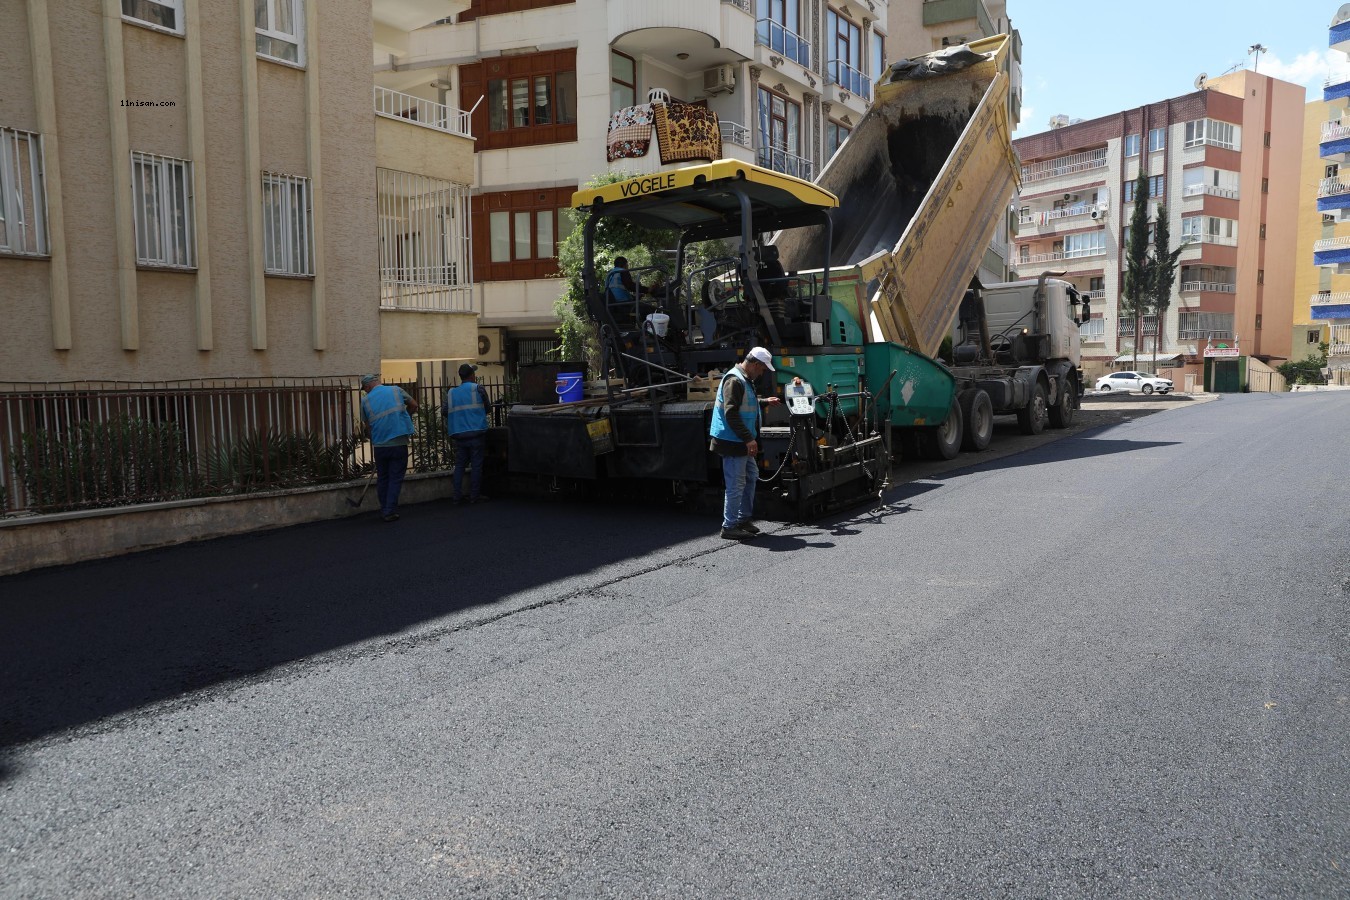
[1258,48,1350,92]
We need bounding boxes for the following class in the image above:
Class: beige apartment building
[1292,97,1341,363]
[2,0,384,383]
[377,0,1019,375]
[1011,71,1304,386]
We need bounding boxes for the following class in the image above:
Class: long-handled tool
[345,471,375,508]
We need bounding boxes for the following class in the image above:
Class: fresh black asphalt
[2,392,1348,897]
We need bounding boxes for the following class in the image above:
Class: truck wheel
[1017,383,1048,435]
[924,397,964,460]
[1048,378,1076,429]
[958,389,993,451]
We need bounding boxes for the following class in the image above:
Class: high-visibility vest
[362,385,414,446]
[709,367,759,443]
[605,267,632,303]
[446,381,488,438]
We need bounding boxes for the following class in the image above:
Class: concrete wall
[375,117,475,186]
[380,308,478,362]
[2,0,380,383]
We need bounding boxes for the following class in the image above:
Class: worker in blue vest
[708,347,781,540]
[445,363,491,505]
[359,373,419,522]
[605,256,655,321]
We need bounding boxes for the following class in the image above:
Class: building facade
[1308,8,1350,376]
[2,0,381,383]
[1011,72,1304,385]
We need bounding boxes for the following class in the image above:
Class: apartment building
[382,1,1025,374]
[2,0,379,383]
[1011,72,1304,386]
[1306,7,1350,375]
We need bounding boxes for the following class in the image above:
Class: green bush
[11,415,189,512]
[1277,342,1328,386]
[206,427,346,491]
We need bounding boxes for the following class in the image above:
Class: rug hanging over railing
[606,104,654,161]
[653,101,722,165]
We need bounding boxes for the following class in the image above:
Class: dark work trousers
[373,444,409,516]
[452,434,486,501]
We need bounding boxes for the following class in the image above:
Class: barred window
[262,173,313,276]
[131,151,195,268]
[0,127,49,256]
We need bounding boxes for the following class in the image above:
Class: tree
[1121,169,1155,372]
[553,171,727,372]
[1150,201,1185,365]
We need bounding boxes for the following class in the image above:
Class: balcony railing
[1018,203,1106,226]
[1311,290,1350,305]
[1182,233,1238,247]
[756,19,810,67]
[722,0,751,12]
[1319,177,1350,198]
[374,86,472,138]
[1020,149,1108,183]
[1019,247,1107,265]
[1323,119,1350,141]
[1083,289,1105,300]
[1314,236,1350,252]
[826,59,872,99]
[719,120,751,147]
[1330,324,1350,356]
[1118,316,1159,336]
[1180,281,1237,293]
[1183,183,1239,200]
[758,146,814,181]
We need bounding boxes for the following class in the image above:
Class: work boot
[737,520,761,534]
[720,524,754,540]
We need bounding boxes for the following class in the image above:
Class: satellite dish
[1194,72,1208,90]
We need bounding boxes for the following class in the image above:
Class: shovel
[345,472,375,508]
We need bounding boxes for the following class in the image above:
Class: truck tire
[924,397,964,460]
[1017,383,1049,435]
[1048,378,1076,429]
[958,388,993,451]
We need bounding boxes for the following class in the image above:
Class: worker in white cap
[708,347,780,540]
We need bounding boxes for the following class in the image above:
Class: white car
[1095,371,1173,394]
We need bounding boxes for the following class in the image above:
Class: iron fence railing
[0,376,517,517]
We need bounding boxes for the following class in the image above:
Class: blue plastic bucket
[555,371,584,403]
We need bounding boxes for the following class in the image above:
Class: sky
[1012,1,1350,137]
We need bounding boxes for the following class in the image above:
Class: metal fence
[0,376,517,517]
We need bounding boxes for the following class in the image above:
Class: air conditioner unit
[703,64,736,95]
[1090,209,1101,220]
[477,327,505,363]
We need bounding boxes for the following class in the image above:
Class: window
[1019,244,1029,263]
[1148,127,1165,152]
[1181,216,1201,241]
[758,0,809,67]
[1184,118,1237,150]
[0,127,49,256]
[1259,224,1266,240]
[377,169,473,311]
[826,120,850,159]
[1327,164,1340,179]
[1262,177,1269,193]
[611,51,635,113]
[472,186,575,281]
[1264,131,1271,148]
[255,0,304,65]
[122,0,182,34]
[1063,231,1105,257]
[871,29,885,83]
[464,50,577,151]
[1310,329,1323,344]
[826,8,868,97]
[131,151,195,268]
[757,87,805,177]
[1178,312,1234,340]
[1089,276,1104,293]
[1255,314,1263,330]
[262,173,313,276]
[1257,269,1264,285]
[1123,133,1140,157]
[1123,223,1155,246]
[1079,317,1105,340]
[1124,174,1165,203]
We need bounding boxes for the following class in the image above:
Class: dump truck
[506,34,1089,515]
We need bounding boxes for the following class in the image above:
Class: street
[3,392,1348,898]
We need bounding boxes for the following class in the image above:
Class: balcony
[756,18,810,68]
[1182,183,1239,200]
[1325,72,1350,102]
[1019,247,1107,265]
[758,146,814,181]
[1017,202,1107,231]
[372,0,470,32]
[826,59,872,102]
[1330,323,1350,356]
[1314,236,1350,268]
[608,1,756,67]
[1020,149,1108,184]
[1310,291,1350,320]
[374,86,471,138]
[377,168,474,315]
[1181,232,1237,248]
[1083,289,1105,301]
[719,120,751,147]
[922,0,994,36]
[1332,16,1350,54]
[1180,281,1237,294]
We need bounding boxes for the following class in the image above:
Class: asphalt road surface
[3,392,1348,898]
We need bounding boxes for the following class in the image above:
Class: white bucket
[644,312,670,337]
